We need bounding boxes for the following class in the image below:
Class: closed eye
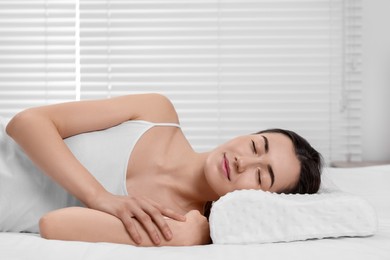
[257,168,261,185]
[251,139,257,154]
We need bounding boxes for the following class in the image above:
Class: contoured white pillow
[209,188,377,244]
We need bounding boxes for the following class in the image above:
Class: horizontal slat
[0,0,362,162]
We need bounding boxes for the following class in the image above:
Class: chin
[204,153,230,197]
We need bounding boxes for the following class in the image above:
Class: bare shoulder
[137,93,179,124]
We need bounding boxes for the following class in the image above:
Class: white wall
[362,0,390,161]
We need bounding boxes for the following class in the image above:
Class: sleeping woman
[0,93,322,246]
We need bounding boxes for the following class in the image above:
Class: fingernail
[154,235,161,244]
[166,230,172,240]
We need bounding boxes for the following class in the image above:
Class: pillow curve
[209,189,377,244]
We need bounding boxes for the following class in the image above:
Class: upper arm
[39,207,209,247]
[7,93,178,139]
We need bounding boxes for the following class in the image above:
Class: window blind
[343,0,362,162]
[78,0,362,162]
[0,0,76,118]
[0,0,362,163]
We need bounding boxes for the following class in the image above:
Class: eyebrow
[261,135,275,187]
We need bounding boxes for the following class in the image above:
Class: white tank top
[0,119,180,233]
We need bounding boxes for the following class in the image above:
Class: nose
[234,155,263,173]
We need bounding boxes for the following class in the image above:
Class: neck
[166,149,219,209]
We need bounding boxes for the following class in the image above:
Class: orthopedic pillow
[209,187,377,244]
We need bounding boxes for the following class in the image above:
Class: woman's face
[204,132,301,198]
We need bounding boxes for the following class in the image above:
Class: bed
[1,165,389,260]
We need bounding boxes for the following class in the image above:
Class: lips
[222,153,231,181]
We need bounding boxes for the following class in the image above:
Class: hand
[181,210,211,245]
[89,192,186,245]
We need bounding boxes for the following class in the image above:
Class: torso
[125,124,203,215]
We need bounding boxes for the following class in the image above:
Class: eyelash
[251,140,261,185]
[251,140,257,154]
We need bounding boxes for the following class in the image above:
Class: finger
[121,215,142,244]
[148,200,186,222]
[131,208,161,245]
[137,199,174,241]
[150,213,173,241]
[144,203,187,241]
[160,207,187,222]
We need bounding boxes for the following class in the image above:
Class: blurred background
[361,0,390,163]
[0,0,389,165]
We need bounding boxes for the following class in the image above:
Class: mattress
[1,165,390,260]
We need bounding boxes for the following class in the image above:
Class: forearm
[6,111,105,206]
[40,207,210,246]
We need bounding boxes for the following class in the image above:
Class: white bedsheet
[1,165,390,260]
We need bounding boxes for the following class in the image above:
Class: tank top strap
[123,120,181,129]
[152,122,181,128]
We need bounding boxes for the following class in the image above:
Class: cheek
[233,175,258,190]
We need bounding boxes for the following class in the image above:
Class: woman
[1,93,322,246]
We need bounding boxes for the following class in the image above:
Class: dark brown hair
[257,128,323,194]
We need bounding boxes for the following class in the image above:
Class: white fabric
[1,117,80,233]
[0,119,180,233]
[65,120,156,197]
[0,166,389,260]
[66,120,180,197]
[209,189,377,244]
